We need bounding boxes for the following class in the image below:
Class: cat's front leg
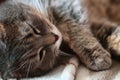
[49,2,112,71]
[68,25,112,71]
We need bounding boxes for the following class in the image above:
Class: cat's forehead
[0,3,52,38]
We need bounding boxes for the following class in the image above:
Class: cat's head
[0,1,62,79]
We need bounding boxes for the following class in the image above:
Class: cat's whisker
[11,61,27,73]
[20,49,33,60]
[26,61,31,78]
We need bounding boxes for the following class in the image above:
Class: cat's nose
[53,33,59,42]
[42,33,59,46]
[50,25,62,49]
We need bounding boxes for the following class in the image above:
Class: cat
[0,0,120,79]
[0,1,63,79]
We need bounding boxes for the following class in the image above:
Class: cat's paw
[88,49,112,71]
[107,27,120,56]
[82,46,112,71]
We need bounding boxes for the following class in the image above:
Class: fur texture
[0,0,120,79]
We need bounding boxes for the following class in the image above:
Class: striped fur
[0,0,120,79]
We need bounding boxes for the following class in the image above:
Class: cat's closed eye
[38,47,46,61]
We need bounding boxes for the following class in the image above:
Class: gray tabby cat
[0,0,120,79]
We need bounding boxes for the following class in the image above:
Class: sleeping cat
[0,0,120,79]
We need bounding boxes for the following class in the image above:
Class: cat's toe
[90,53,112,71]
[107,34,120,56]
[85,47,112,71]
